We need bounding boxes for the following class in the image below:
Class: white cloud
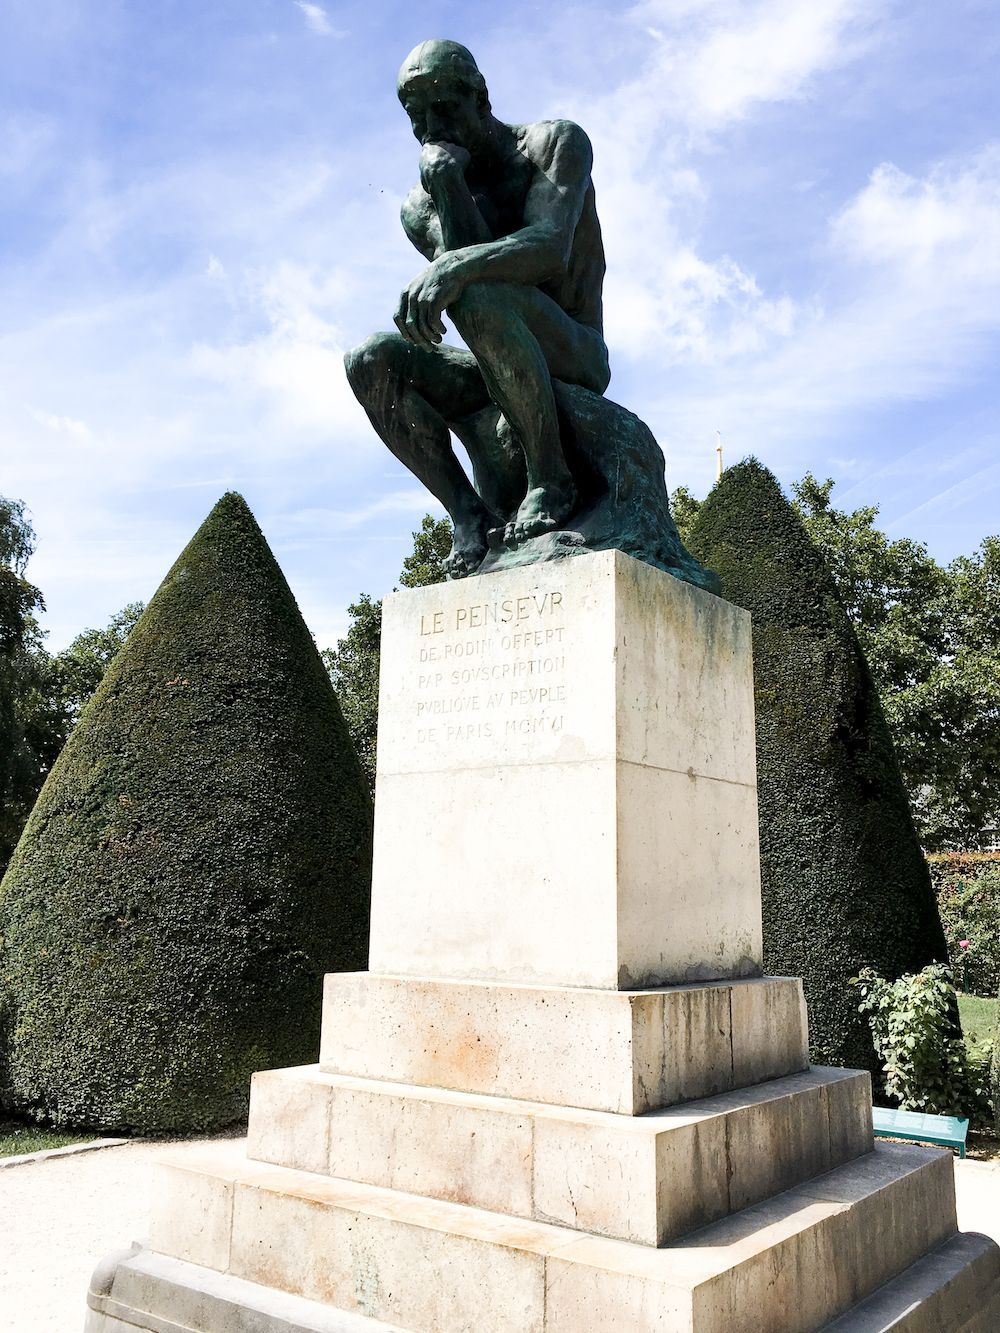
[541,0,884,380]
[636,146,1000,476]
[831,148,1000,287]
[292,2,344,38]
[190,261,367,437]
[653,0,883,131]
[580,0,887,152]
[29,409,94,442]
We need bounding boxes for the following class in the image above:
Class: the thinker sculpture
[346,40,718,593]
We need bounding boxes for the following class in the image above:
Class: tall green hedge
[0,493,372,1133]
[687,460,947,1077]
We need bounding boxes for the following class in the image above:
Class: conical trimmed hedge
[687,460,946,1076]
[0,493,371,1133]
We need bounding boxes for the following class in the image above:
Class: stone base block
[319,972,809,1114]
[247,1064,872,1246]
[137,1139,964,1333]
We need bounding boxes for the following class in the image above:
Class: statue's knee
[450,282,506,342]
[344,332,402,391]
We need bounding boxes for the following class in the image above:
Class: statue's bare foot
[503,481,577,546]
[445,517,490,579]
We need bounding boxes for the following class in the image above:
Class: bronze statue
[346,40,719,594]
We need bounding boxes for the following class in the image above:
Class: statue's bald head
[396,40,488,104]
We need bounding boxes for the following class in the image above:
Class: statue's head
[397,40,492,151]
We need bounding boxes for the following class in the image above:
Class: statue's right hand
[420,142,471,192]
[394,257,462,350]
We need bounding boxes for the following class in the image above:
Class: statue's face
[400,78,486,151]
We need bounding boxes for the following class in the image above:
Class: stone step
[822,1230,1000,1331]
[247,1063,872,1246]
[88,1226,1000,1333]
[320,971,809,1114]
[147,1140,958,1332]
[86,1244,407,1333]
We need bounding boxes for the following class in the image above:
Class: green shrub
[687,460,948,1079]
[993,993,1000,1134]
[930,854,1000,997]
[853,965,971,1116]
[0,493,372,1134]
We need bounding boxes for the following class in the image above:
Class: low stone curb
[0,1136,130,1169]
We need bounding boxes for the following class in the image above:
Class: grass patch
[958,991,998,1050]
[0,1120,94,1158]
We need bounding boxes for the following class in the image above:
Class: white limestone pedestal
[86,551,1000,1332]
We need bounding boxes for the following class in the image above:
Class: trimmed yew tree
[0,493,371,1133]
[687,460,947,1077]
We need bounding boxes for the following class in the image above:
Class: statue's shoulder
[518,118,593,174]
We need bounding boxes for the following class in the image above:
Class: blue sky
[2,0,999,650]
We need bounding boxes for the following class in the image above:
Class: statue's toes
[446,543,487,579]
[514,513,559,543]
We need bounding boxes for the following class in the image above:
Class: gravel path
[1,1139,997,1333]
[0,1134,240,1333]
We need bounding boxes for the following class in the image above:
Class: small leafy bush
[853,964,971,1117]
[967,1038,996,1130]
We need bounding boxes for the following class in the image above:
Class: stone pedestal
[86,552,1000,1333]
[371,552,761,989]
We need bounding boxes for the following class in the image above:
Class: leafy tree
[687,459,947,1076]
[0,493,372,1133]
[928,536,1000,848]
[324,515,452,789]
[669,485,701,548]
[0,499,48,878]
[1,509,147,878]
[399,513,453,588]
[49,601,146,726]
[323,595,382,792]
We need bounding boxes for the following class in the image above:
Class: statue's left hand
[394,257,464,350]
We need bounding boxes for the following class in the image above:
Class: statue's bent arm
[401,121,591,276]
[441,120,592,291]
[395,121,593,349]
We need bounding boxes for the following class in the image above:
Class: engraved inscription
[409,587,568,751]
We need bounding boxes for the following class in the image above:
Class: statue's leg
[448,282,610,544]
[344,332,495,577]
